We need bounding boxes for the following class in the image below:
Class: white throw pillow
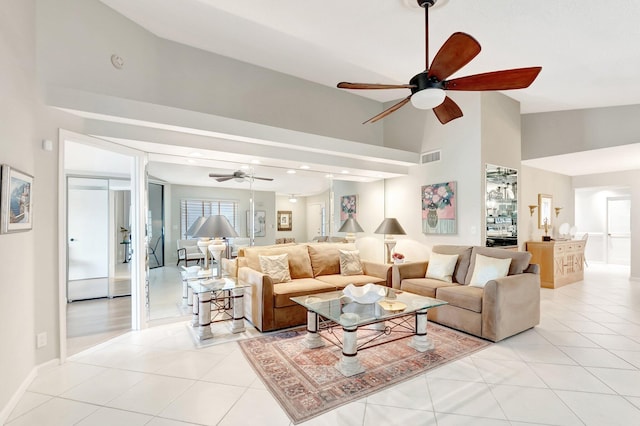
[469,254,512,288]
[259,253,291,283]
[340,249,363,276]
[425,252,459,283]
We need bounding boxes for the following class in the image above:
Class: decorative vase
[427,207,438,228]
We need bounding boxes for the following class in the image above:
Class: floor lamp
[374,218,406,263]
[192,215,239,277]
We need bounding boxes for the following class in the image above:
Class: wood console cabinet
[526,240,585,289]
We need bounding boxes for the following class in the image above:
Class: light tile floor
[8,263,640,425]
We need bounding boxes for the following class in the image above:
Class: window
[180,199,239,239]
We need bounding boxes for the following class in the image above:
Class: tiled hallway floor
[8,264,640,425]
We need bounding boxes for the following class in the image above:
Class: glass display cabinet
[485,164,518,248]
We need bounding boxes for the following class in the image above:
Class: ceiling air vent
[421,150,441,164]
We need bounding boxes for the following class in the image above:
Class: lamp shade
[374,218,406,235]
[338,217,364,233]
[192,215,239,239]
[186,216,207,237]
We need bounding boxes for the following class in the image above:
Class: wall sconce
[554,207,562,218]
[528,205,537,216]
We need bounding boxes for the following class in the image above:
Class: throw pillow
[339,249,363,276]
[425,252,459,283]
[259,253,291,283]
[469,254,512,288]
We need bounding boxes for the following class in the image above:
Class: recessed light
[286,170,296,174]
[241,165,251,170]
[341,170,349,174]
[325,174,334,178]
[189,151,203,157]
[300,165,310,170]
[187,159,196,164]
[251,159,261,164]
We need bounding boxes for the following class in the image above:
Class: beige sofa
[238,243,391,332]
[393,245,540,342]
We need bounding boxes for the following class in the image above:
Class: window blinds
[180,199,239,239]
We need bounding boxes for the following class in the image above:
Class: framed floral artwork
[421,181,456,234]
[1,165,33,234]
[340,194,357,221]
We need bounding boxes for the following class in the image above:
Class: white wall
[275,195,307,244]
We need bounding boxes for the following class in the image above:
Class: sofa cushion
[244,245,313,279]
[436,285,483,313]
[468,254,511,288]
[340,249,363,275]
[316,274,386,289]
[425,252,459,283]
[467,247,532,281]
[399,277,458,298]
[273,278,336,308]
[432,245,473,284]
[308,243,356,277]
[259,253,291,283]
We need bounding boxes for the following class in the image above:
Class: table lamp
[192,215,239,277]
[374,218,406,263]
[338,216,364,243]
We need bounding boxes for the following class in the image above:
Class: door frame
[606,195,631,265]
[58,129,147,363]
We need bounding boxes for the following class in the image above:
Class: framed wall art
[1,165,33,234]
[538,193,552,229]
[277,210,292,231]
[246,209,266,237]
[421,181,456,234]
[340,194,357,220]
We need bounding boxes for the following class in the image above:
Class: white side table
[188,277,247,341]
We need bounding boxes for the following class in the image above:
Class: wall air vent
[421,150,441,164]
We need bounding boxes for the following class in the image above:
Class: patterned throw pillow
[259,253,291,283]
[339,249,363,276]
[425,252,459,283]
[468,254,512,288]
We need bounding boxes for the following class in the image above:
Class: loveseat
[238,243,391,332]
[392,245,540,342]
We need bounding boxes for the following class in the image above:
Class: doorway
[60,131,146,359]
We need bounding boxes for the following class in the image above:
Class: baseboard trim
[0,358,60,424]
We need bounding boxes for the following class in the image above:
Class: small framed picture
[277,210,292,231]
[1,165,34,233]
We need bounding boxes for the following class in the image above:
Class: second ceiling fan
[337,0,542,125]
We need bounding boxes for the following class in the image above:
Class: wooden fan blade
[445,67,542,91]
[216,177,233,182]
[432,96,463,125]
[428,32,481,81]
[253,177,274,181]
[338,82,416,90]
[363,96,412,124]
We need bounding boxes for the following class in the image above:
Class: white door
[67,177,109,299]
[607,197,631,265]
[307,202,325,241]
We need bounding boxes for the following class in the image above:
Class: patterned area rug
[239,322,490,424]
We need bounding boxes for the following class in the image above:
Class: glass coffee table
[291,289,447,376]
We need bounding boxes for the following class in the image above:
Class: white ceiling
[90,0,640,182]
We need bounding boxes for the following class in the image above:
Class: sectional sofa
[393,245,540,342]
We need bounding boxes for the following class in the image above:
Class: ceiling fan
[208,170,274,182]
[337,0,542,125]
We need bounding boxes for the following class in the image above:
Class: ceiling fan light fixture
[410,88,446,109]
[289,195,297,203]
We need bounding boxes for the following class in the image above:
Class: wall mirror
[485,164,518,247]
[538,193,552,229]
